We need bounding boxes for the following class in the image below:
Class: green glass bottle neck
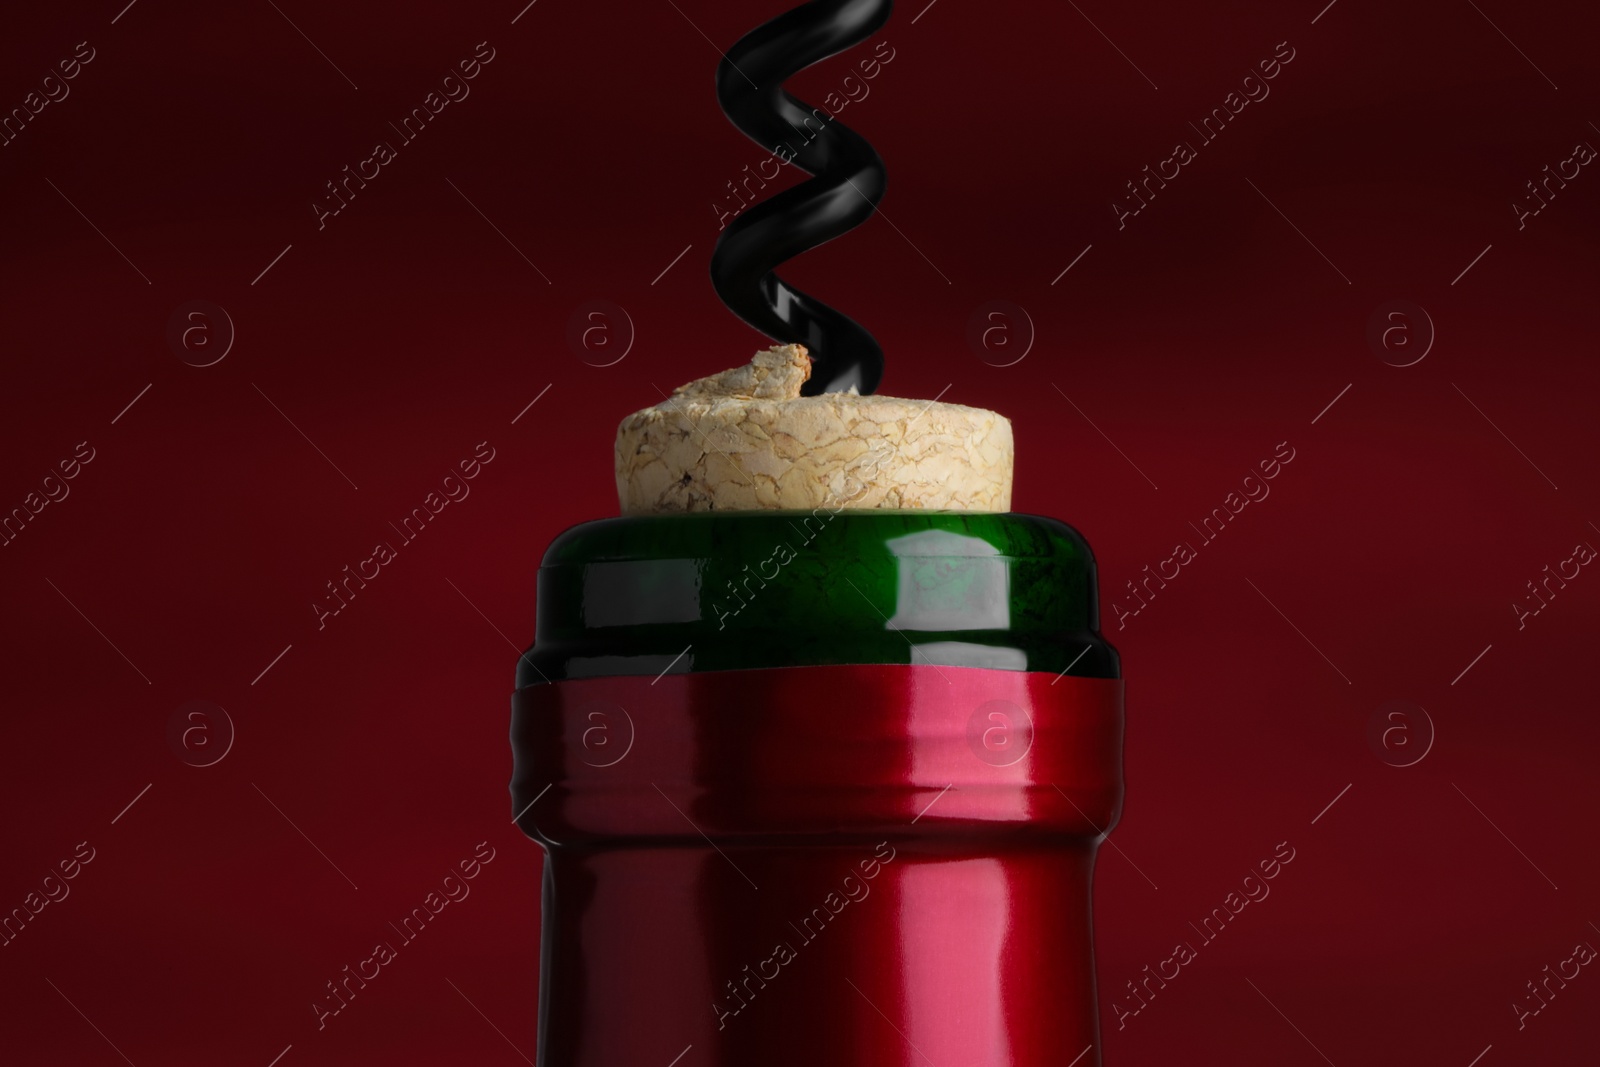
[519,510,1118,688]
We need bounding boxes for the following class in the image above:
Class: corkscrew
[710,0,892,396]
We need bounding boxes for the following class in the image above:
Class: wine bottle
[511,509,1123,1065]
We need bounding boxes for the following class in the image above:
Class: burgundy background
[3,0,1598,1063]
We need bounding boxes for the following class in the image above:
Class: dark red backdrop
[3,0,1598,1063]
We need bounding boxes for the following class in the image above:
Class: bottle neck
[521,510,1117,687]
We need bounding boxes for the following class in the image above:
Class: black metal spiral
[710,0,892,396]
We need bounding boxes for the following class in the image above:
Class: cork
[615,345,1013,513]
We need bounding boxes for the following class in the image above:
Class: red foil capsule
[512,513,1123,1066]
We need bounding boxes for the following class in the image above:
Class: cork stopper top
[614,345,1013,514]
